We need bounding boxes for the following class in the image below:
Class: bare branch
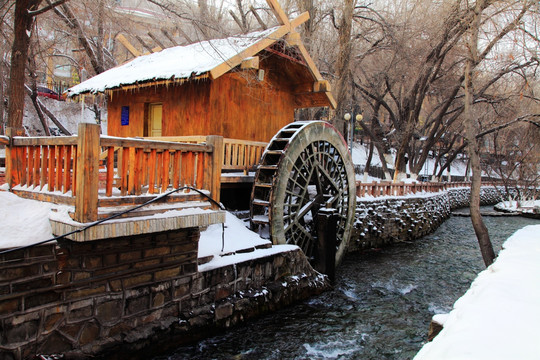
[28,0,68,17]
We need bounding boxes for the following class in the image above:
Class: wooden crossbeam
[250,6,267,30]
[148,32,166,49]
[285,32,301,46]
[116,34,141,57]
[161,28,178,46]
[289,11,310,29]
[209,25,290,79]
[241,56,260,70]
[267,0,290,27]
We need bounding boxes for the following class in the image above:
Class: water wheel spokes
[250,121,356,266]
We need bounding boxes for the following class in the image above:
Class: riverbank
[414,224,540,360]
[152,208,540,359]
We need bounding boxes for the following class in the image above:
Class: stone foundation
[0,228,329,360]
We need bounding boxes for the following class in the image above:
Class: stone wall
[0,228,328,359]
[349,186,504,251]
[446,186,504,210]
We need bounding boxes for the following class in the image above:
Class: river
[154,208,539,360]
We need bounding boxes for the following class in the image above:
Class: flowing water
[154,209,539,360]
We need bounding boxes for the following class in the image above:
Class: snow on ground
[0,190,297,271]
[350,143,470,180]
[351,142,389,169]
[414,224,540,360]
[197,211,298,272]
[0,191,54,248]
[495,200,540,213]
[23,96,106,136]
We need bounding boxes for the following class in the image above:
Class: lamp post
[344,112,363,153]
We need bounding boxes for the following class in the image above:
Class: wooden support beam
[267,0,290,27]
[161,28,178,46]
[209,24,289,79]
[5,127,25,189]
[75,123,100,223]
[250,6,267,30]
[135,35,154,53]
[116,34,141,57]
[241,56,260,70]
[289,11,310,29]
[205,135,224,206]
[285,32,301,47]
[147,32,166,49]
[314,80,331,92]
[176,25,193,44]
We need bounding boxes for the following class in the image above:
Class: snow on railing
[355,181,474,198]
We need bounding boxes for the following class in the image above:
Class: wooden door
[148,103,162,137]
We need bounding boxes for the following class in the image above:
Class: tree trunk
[96,0,104,71]
[0,60,5,135]
[296,0,316,51]
[7,0,41,131]
[333,0,354,136]
[28,44,50,135]
[363,141,374,182]
[29,93,51,135]
[464,0,495,267]
[393,118,415,182]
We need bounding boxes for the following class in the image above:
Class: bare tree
[331,0,354,136]
[345,0,538,183]
[464,0,494,266]
[7,0,41,132]
[6,0,71,132]
[0,1,14,134]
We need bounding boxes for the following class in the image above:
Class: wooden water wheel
[250,121,356,266]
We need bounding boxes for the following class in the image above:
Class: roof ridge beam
[209,25,290,80]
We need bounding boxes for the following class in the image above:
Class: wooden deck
[2,125,267,223]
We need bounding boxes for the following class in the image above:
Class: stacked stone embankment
[350,186,504,251]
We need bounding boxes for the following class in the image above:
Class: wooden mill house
[3,0,336,225]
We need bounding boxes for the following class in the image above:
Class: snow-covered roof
[67,26,280,96]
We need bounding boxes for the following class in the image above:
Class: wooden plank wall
[107,59,296,143]
[209,71,295,142]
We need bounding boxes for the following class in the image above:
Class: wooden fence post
[206,135,224,206]
[5,127,25,189]
[74,123,100,223]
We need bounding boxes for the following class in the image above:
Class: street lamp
[344,112,363,153]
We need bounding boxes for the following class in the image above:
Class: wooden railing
[5,124,224,222]
[222,138,267,171]
[5,132,78,195]
[100,136,217,197]
[356,181,474,198]
[148,136,267,172]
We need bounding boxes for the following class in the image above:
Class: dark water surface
[154,209,539,360]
